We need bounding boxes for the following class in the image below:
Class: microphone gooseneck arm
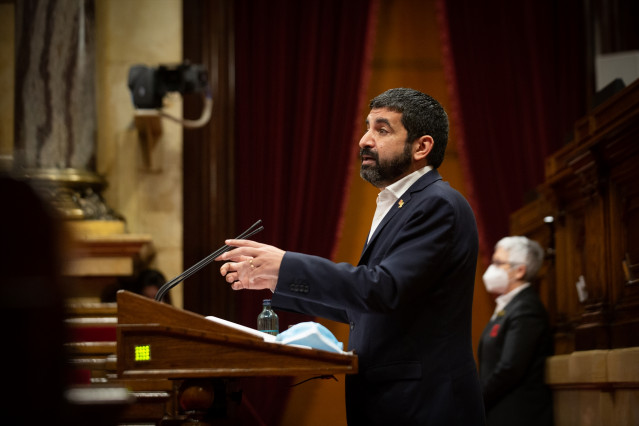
[154,219,264,302]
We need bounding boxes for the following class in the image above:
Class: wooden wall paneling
[547,126,614,351]
[608,123,639,348]
[570,147,613,350]
[509,196,556,315]
[509,192,575,354]
[552,179,591,353]
[550,214,578,354]
[542,80,639,425]
[513,79,639,354]
[182,0,236,319]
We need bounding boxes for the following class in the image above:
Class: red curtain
[234,0,378,423]
[436,0,588,265]
[234,0,378,328]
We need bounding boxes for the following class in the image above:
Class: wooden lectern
[116,290,357,423]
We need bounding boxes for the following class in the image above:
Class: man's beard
[360,142,412,188]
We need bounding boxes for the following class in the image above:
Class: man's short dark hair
[369,88,449,168]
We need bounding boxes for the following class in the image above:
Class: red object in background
[490,324,500,338]
[67,326,117,342]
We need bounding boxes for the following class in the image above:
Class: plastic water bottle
[257,299,279,336]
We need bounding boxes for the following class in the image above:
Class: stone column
[14,0,119,221]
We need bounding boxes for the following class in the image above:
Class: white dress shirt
[367,165,433,243]
[491,283,530,320]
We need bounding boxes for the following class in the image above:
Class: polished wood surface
[116,290,358,380]
[182,0,237,319]
[510,78,639,353]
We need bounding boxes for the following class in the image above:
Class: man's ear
[514,264,527,281]
[414,135,434,161]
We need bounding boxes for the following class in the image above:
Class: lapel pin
[398,199,405,208]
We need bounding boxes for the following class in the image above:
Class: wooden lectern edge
[116,289,356,360]
[117,323,356,362]
[119,366,357,380]
[116,290,358,379]
[116,290,264,342]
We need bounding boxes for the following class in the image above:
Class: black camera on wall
[128,62,209,109]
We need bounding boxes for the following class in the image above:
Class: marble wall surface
[14,0,98,171]
[1,0,185,308]
[95,0,184,307]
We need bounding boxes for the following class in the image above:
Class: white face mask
[482,264,509,294]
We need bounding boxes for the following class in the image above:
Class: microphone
[154,219,264,302]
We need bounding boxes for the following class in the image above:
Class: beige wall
[1,0,185,307]
[95,0,184,308]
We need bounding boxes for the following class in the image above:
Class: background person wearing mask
[478,236,554,426]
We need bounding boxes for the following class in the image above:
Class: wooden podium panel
[116,290,358,380]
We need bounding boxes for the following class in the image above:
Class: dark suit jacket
[273,170,485,425]
[478,286,554,426]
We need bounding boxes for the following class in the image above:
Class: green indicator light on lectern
[135,345,151,361]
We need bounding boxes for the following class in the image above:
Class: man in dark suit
[218,88,485,425]
[479,236,554,426]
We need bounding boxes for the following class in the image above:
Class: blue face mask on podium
[275,321,345,353]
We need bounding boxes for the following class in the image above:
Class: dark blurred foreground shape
[0,173,71,425]
[0,174,135,425]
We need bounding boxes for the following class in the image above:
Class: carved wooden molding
[511,79,639,352]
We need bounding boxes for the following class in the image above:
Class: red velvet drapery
[436,0,588,265]
[234,0,378,329]
[233,0,378,423]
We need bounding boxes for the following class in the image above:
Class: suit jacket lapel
[359,195,410,260]
[359,170,443,263]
